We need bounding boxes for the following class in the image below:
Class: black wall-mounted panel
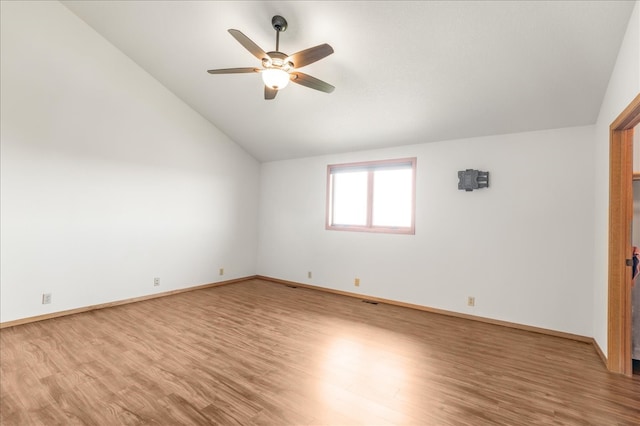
[458,169,489,191]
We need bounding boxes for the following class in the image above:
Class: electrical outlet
[354,278,360,287]
[308,271,312,279]
[467,296,475,307]
[154,277,160,287]
[42,293,52,304]
[219,268,224,276]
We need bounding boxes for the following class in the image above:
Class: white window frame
[326,157,416,234]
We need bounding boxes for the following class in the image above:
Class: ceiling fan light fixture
[262,68,290,90]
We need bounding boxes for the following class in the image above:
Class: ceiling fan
[207,15,335,100]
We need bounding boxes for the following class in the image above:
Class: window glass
[332,171,368,226]
[372,168,412,227]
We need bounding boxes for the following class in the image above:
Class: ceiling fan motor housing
[263,51,292,71]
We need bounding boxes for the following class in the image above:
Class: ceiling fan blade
[265,86,278,100]
[207,67,259,74]
[228,29,270,61]
[287,44,334,68]
[290,72,335,93]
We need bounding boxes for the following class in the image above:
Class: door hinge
[626,258,633,267]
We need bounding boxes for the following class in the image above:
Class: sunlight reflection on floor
[315,331,424,424]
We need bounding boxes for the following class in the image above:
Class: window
[326,158,416,234]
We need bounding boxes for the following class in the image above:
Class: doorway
[631,133,640,375]
[608,93,640,377]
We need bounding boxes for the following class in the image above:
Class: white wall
[258,126,595,336]
[0,1,260,323]
[592,1,640,356]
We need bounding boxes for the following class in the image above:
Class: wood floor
[1,279,639,425]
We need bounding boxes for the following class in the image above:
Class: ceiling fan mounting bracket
[271,15,288,32]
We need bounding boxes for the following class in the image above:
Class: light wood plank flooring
[1,279,639,425]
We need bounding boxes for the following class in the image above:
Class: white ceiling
[61,1,635,162]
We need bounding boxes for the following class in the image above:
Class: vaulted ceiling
[61,1,635,162]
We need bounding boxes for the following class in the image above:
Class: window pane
[372,169,412,227]
[332,171,368,226]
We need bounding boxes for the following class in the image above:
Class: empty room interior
[2,1,640,425]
